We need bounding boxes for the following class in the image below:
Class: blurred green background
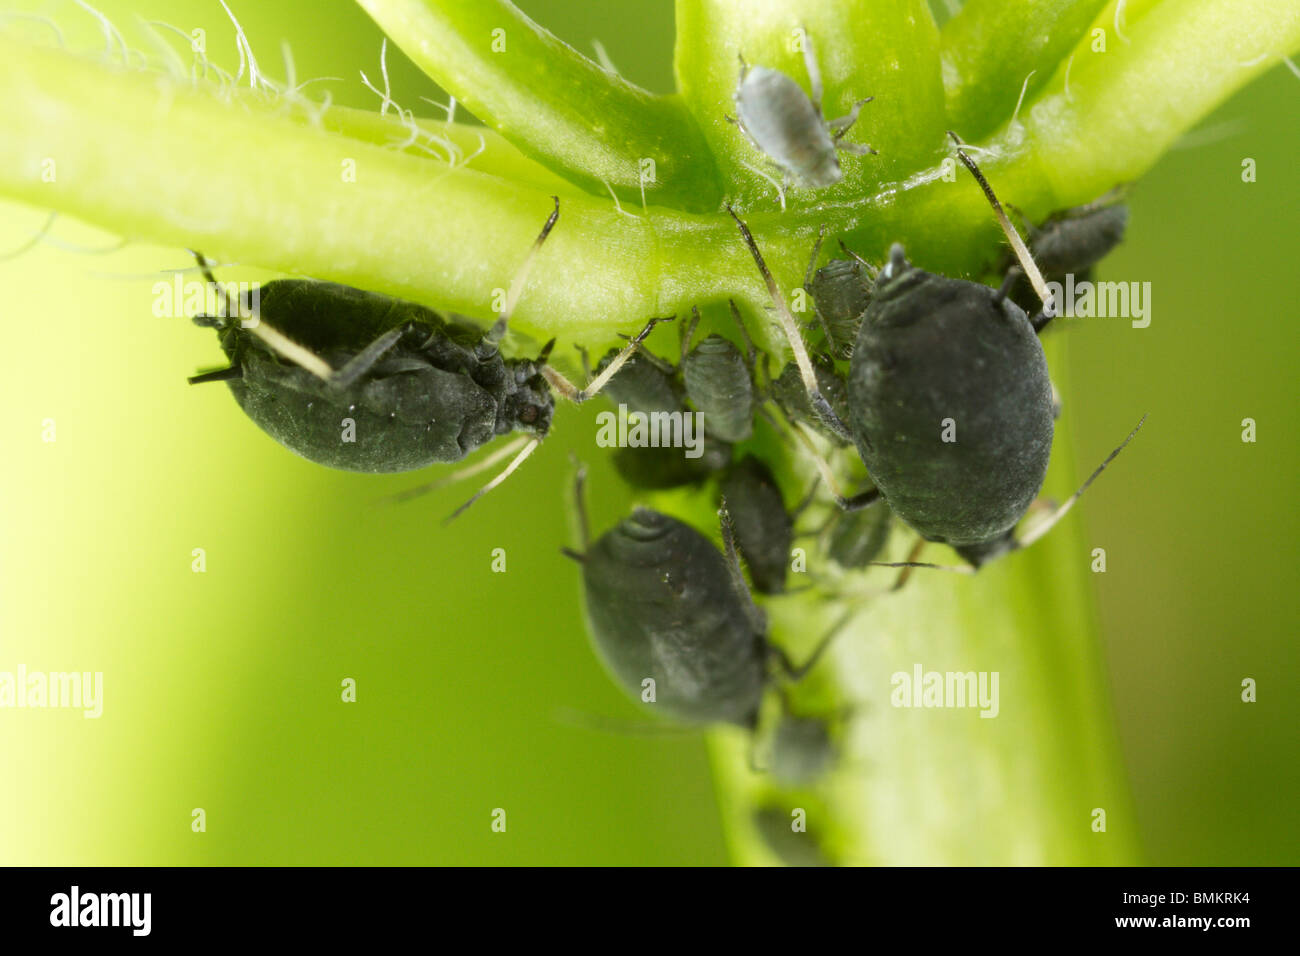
[0,0,1295,865]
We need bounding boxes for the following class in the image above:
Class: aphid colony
[185,37,1142,837]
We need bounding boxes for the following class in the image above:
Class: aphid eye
[520,405,539,424]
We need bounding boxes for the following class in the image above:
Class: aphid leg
[443,437,543,525]
[868,557,975,576]
[775,608,855,681]
[542,315,673,404]
[380,434,532,505]
[190,249,334,382]
[481,196,561,351]
[187,364,243,385]
[829,99,877,154]
[992,266,1023,305]
[560,458,589,563]
[791,475,822,521]
[774,414,880,512]
[621,341,676,376]
[1014,414,1147,550]
[718,498,768,635]
[729,207,854,442]
[835,138,877,156]
[330,321,420,390]
[889,538,928,592]
[946,131,1056,326]
[828,97,874,137]
[247,321,336,382]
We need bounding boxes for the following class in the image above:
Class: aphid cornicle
[564,469,845,728]
[189,199,661,517]
[733,136,1145,568]
[730,29,875,190]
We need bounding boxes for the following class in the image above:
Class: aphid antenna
[802,224,828,287]
[797,24,824,111]
[946,131,1056,324]
[1015,414,1148,549]
[772,607,855,682]
[778,415,880,512]
[0,209,56,262]
[558,456,591,565]
[189,249,334,382]
[729,206,854,443]
[679,306,702,366]
[483,196,561,351]
[542,314,673,404]
[836,239,880,279]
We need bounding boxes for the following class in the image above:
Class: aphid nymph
[681,302,759,443]
[730,29,875,190]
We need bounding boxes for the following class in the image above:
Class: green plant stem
[5,1,1291,342]
[941,0,1110,139]
[354,0,723,209]
[1023,0,1300,201]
